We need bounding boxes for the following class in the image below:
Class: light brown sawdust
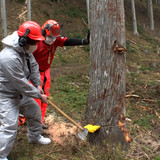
[44,114,79,145]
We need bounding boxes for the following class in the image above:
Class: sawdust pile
[44,114,79,145]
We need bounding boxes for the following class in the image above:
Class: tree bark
[155,0,160,5]
[27,0,31,20]
[86,0,90,27]
[148,0,154,30]
[85,0,126,144]
[1,0,7,38]
[131,0,138,35]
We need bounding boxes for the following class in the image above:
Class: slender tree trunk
[1,0,7,38]
[148,0,154,30]
[86,0,90,27]
[85,0,126,144]
[27,0,31,20]
[155,0,160,5]
[131,0,138,35]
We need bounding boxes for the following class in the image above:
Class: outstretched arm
[64,30,90,46]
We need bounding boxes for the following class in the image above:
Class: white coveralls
[0,31,43,159]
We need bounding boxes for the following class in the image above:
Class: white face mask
[45,36,56,45]
[25,44,37,54]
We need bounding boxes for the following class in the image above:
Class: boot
[29,135,51,145]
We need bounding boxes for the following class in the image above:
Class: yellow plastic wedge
[84,124,101,133]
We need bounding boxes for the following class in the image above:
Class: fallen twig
[81,18,89,29]
[155,111,160,119]
[138,105,152,111]
[126,94,140,98]
[141,98,156,103]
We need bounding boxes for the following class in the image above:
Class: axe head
[78,128,88,140]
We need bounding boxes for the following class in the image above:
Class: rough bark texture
[85,0,126,144]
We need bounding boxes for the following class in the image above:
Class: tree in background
[85,0,129,144]
[155,0,160,5]
[148,0,154,30]
[131,0,138,35]
[86,0,89,27]
[1,0,7,38]
[27,0,31,20]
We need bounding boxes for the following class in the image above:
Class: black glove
[82,30,90,45]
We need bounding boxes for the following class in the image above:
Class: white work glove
[40,94,49,104]
[37,85,44,94]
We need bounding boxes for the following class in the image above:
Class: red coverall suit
[33,37,67,123]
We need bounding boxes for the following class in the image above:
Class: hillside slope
[0,0,160,159]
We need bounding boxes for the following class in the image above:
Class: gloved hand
[82,30,90,45]
[40,94,49,104]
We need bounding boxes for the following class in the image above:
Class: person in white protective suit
[0,21,51,160]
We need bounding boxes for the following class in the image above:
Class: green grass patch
[139,66,154,71]
[50,74,89,119]
[126,41,136,53]
[137,24,145,35]
[52,47,90,66]
[149,80,157,86]
[155,156,160,160]
[133,114,153,130]
[129,72,139,77]
[55,7,85,18]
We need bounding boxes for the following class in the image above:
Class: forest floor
[1,0,160,160]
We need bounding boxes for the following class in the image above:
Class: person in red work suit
[33,19,90,128]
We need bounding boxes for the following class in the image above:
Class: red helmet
[42,20,61,37]
[17,21,45,41]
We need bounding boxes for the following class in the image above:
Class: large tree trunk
[131,0,138,35]
[85,0,126,144]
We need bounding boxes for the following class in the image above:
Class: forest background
[0,0,160,160]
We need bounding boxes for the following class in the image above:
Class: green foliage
[155,156,160,160]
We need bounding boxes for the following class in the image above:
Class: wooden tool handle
[48,100,84,130]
